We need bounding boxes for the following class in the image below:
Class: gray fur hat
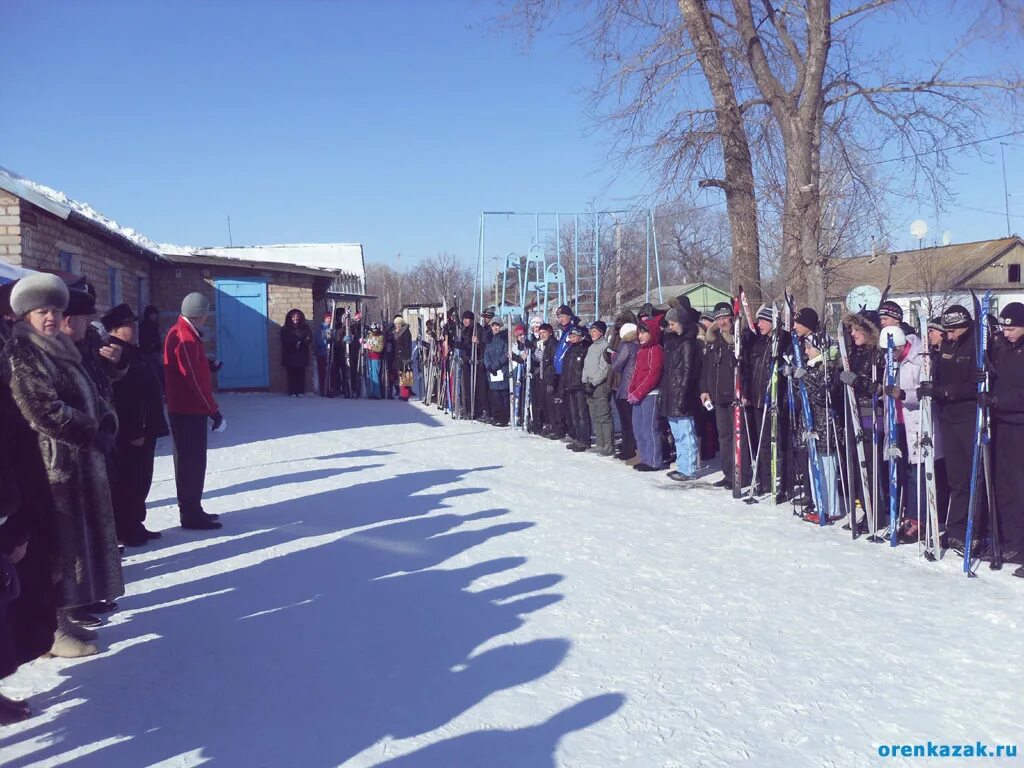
[181,292,210,318]
[10,273,69,316]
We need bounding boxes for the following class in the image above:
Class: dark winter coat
[456,322,485,361]
[280,311,313,368]
[660,320,701,418]
[748,329,790,409]
[393,325,413,367]
[991,333,1024,425]
[841,312,882,419]
[138,309,162,355]
[109,339,170,444]
[935,326,978,424]
[483,332,510,391]
[799,341,844,449]
[538,337,557,385]
[0,365,57,677]
[5,323,124,609]
[701,323,744,405]
[562,338,592,391]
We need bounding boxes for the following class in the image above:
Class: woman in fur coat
[5,274,124,658]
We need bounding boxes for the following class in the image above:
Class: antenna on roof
[227,215,233,247]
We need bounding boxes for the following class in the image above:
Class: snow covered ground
[1,393,1021,768]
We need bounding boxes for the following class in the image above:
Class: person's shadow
[0,465,624,767]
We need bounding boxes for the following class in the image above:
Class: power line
[863,129,1024,167]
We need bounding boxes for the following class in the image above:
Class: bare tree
[405,252,475,307]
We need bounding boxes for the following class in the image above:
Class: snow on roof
[0,166,165,260]
[162,243,366,279]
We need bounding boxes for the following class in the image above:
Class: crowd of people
[410,294,1023,581]
[0,273,227,723]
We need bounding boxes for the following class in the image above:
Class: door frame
[214,277,270,390]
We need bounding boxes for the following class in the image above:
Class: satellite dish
[846,284,883,312]
[910,219,928,240]
[942,230,952,246]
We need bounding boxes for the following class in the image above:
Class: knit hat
[539,323,554,333]
[555,305,572,317]
[568,324,586,338]
[665,308,681,325]
[65,288,96,317]
[9,272,69,316]
[461,310,475,321]
[393,315,407,326]
[101,303,137,331]
[489,316,504,329]
[639,302,656,319]
[591,320,607,336]
[181,292,210,318]
[482,306,497,318]
[514,324,526,335]
[756,305,774,324]
[879,325,907,349]
[529,315,542,328]
[713,302,733,319]
[619,322,638,341]
[672,294,692,313]
[942,304,972,330]
[879,301,903,322]
[794,307,819,333]
[927,316,944,332]
[999,302,1024,329]
[700,313,714,325]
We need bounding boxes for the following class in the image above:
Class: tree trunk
[678,0,763,305]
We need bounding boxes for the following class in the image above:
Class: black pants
[286,366,306,395]
[113,438,157,536]
[614,397,636,457]
[170,413,208,523]
[714,403,750,486]
[545,376,565,437]
[566,389,591,447]
[941,416,978,542]
[488,388,510,425]
[994,420,1024,553]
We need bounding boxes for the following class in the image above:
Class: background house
[619,282,732,316]
[826,236,1024,329]
[0,166,368,393]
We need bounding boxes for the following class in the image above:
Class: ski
[964,289,993,575]
[769,306,780,507]
[745,307,778,505]
[837,329,873,540]
[732,290,744,499]
[790,312,827,524]
[916,312,942,560]
[884,332,902,547]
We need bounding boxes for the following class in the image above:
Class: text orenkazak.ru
[877,741,1018,759]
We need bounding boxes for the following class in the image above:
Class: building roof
[0,166,166,261]
[620,281,730,310]
[827,236,1023,300]
[161,243,365,282]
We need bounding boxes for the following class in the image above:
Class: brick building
[0,166,367,393]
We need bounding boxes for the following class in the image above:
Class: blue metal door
[215,279,269,389]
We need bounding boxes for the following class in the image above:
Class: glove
[627,394,640,405]
[839,371,858,386]
[916,381,934,400]
[583,383,595,396]
[793,367,806,380]
[781,364,794,377]
[979,391,998,408]
[93,416,116,454]
[211,411,227,433]
[884,384,905,400]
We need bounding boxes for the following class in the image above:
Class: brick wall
[16,200,155,314]
[0,191,20,263]
[151,262,320,393]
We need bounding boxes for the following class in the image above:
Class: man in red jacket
[164,292,224,530]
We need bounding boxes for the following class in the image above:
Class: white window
[58,250,81,275]
[137,275,149,309]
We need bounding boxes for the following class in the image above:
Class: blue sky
[2,0,1021,274]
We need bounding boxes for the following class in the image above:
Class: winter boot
[49,630,97,658]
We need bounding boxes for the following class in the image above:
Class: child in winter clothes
[608,321,639,461]
[563,325,593,451]
[582,321,613,455]
[627,318,665,471]
[316,312,332,396]
[483,318,510,426]
[363,324,385,399]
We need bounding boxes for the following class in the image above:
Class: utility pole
[1001,142,1012,237]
